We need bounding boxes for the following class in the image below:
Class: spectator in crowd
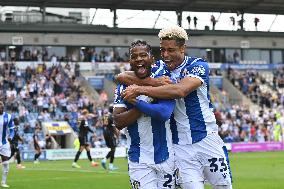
[187,15,191,29]
[233,50,240,63]
[230,16,235,29]
[0,49,6,61]
[211,15,217,30]
[254,17,260,31]
[194,16,198,29]
[75,62,80,77]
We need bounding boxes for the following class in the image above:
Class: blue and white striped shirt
[0,112,14,146]
[113,66,173,164]
[158,56,217,144]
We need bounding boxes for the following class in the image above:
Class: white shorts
[174,133,232,186]
[0,143,11,157]
[128,155,177,189]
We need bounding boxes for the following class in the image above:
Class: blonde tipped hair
[158,25,188,40]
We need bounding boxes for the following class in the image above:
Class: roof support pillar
[41,6,46,23]
[112,9,117,28]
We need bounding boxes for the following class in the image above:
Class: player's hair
[108,103,113,113]
[82,109,89,115]
[129,40,152,55]
[158,25,188,46]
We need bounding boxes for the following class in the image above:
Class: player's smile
[130,46,152,79]
[163,60,175,70]
[134,62,150,78]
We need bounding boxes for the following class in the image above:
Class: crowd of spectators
[1,60,283,153]
[0,61,125,151]
[227,67,284,109]
[214,67,284,143]
[0,47,128,63]
[215,104,284,143]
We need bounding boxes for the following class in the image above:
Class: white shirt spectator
[51,55,58,65]
[44,87,53,97]
[37,95,44,107]
[6,88,17,99]
[42,111,51,121]
[20,88,27,99]
[16,68,22,77]
[42,97,49,109]
[0,50,6,61]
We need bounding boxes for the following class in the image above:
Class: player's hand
[155,76,172,86]
[125,96,137,105]
[121,84,140,101]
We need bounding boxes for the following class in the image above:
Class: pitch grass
[7,151,284,189]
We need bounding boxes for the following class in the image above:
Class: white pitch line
[10,176,72,182]
[22,168,129,175]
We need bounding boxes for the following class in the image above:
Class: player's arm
[108,116,120,138]
[87,126,94,133]
[19,135,24,143]
[113,107,142,130]
[84,119,94,133]
[123,77,201,100]
[115,71,171,87]
[113,127,120,138]
[87,113,96,118]
[134,99,175,122]
[113,83,142,130]
[122,60,208,100]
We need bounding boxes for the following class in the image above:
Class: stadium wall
[21,147,127,161]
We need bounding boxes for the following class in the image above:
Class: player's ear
[151,55,155,64]
[180,44,186,54]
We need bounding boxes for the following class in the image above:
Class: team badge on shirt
[191,65,206,76]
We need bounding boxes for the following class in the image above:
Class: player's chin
[166,62,175,70]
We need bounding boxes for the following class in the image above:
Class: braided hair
[129,40,152,55]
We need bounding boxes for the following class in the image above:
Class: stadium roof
[0,0,284,15]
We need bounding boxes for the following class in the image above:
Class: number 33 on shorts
[207,157,231,181]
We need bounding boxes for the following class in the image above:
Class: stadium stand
[0,0,283,162]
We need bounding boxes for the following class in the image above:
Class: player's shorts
[103,130,116,148]
[34,143,40,150]
[128,154,177,189]
[105,137,116,148]
[79,136,89,146]
[0,143,11,157]
[174,132,232,186]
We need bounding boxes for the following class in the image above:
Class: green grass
[6,151,284,189]
[228,151,284,189]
